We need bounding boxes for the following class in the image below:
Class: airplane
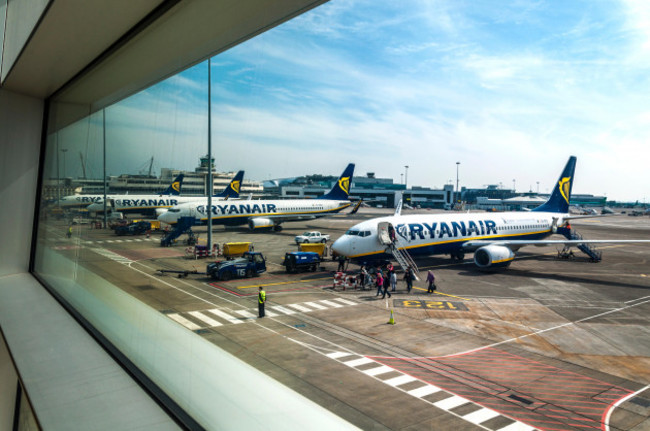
[87,171,245,216]
[157,164,355,231]
[56,173,185,209]
[331,156,650,270]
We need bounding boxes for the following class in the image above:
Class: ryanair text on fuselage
[396,220,498,242]
[196,203,277,216]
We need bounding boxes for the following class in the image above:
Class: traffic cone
[387,309,395,325]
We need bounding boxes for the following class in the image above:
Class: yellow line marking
[432,291,470,301]
[237,279,324,289]
[412,286,469,300]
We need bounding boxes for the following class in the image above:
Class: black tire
[245,269,253,278]
[220,271,232,281]
[311,264,317,272]
[321,239,327,243]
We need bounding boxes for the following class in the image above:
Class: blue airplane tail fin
[318,163,355,200]
[214,170,244,198]
[532,156,576,214]
[162,173,184,195]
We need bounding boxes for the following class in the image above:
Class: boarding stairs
[161,216,196,247]
[556,227,602,262]
[390,241,420,280]
[377,221,420,279]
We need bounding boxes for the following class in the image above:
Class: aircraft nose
[332,236,351,257]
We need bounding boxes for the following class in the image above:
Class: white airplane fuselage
[158,198,351,228]
[332,211,566,261]
[86,195,228,214]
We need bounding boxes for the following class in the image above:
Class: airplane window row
[345,229,371,237]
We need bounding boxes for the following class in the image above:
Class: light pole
[404,165,409,189]
[512,179,516,193]
[536,181,539,194]
[456,162,460,203]
[61,148,68,178]
[400,173,403,184]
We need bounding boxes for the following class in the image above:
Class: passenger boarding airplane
[332,157,650,270]
[57,173,185,209]
[158,164,355,231]
[87,171,245,216]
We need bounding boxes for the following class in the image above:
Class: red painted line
[368,349,638,431]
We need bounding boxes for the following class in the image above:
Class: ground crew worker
[67,225,72,238]
[258,286,266,318]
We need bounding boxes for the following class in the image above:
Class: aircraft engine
[248,218,275,230]
[155,208,168,216]
[473,245,515,269]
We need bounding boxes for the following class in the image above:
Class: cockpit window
[345,229,360,236]
[360,231,371,237]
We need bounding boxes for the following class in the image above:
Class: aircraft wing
[463,239,650,250]
[562,214,616,221]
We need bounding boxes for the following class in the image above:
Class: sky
[54,0,650,202]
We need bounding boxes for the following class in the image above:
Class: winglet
[161,173,184,196]
[532,156,576,214]
[318,163,355,200]
[394,193,403,216]
[214,170,244,198]
[350,199,363,214]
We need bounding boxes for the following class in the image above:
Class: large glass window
[32,1,649,428]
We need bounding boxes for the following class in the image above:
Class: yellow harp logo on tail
[339,177,350,195]
[172,181,181,193]
[230,181,241,194]
[558,177,571,204]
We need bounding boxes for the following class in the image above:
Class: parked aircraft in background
[158,164,355,231]
[87,171,244,216]
[56,173,185,209]
[332,157,650,270]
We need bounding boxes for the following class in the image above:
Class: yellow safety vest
[259,290,266,304]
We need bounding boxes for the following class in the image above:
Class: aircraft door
[377,222,395,245]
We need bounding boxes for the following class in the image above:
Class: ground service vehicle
[207,252,266,281]
[283,251,321,273]
[115,221,151,236]
[294,231,330,244]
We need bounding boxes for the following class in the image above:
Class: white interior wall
[0,333,18,431]
[0,88,42,277]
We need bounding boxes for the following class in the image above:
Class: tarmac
[42,208,650,430]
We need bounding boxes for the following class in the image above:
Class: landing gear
[450,251,465,261]
[273,225,283,232]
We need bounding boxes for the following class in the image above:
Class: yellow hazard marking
[412,285,469,300]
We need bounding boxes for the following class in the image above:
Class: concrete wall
[0,89,43,277]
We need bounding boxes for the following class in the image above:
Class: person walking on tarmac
[390,270,397,292]
[258,286,266,318]
[381,272,392,299]
[426,270,436,293]
[404,266,414,294]
[375,270,384,297]
[67,225,72,238]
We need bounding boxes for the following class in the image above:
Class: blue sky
[57,0,650,202]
